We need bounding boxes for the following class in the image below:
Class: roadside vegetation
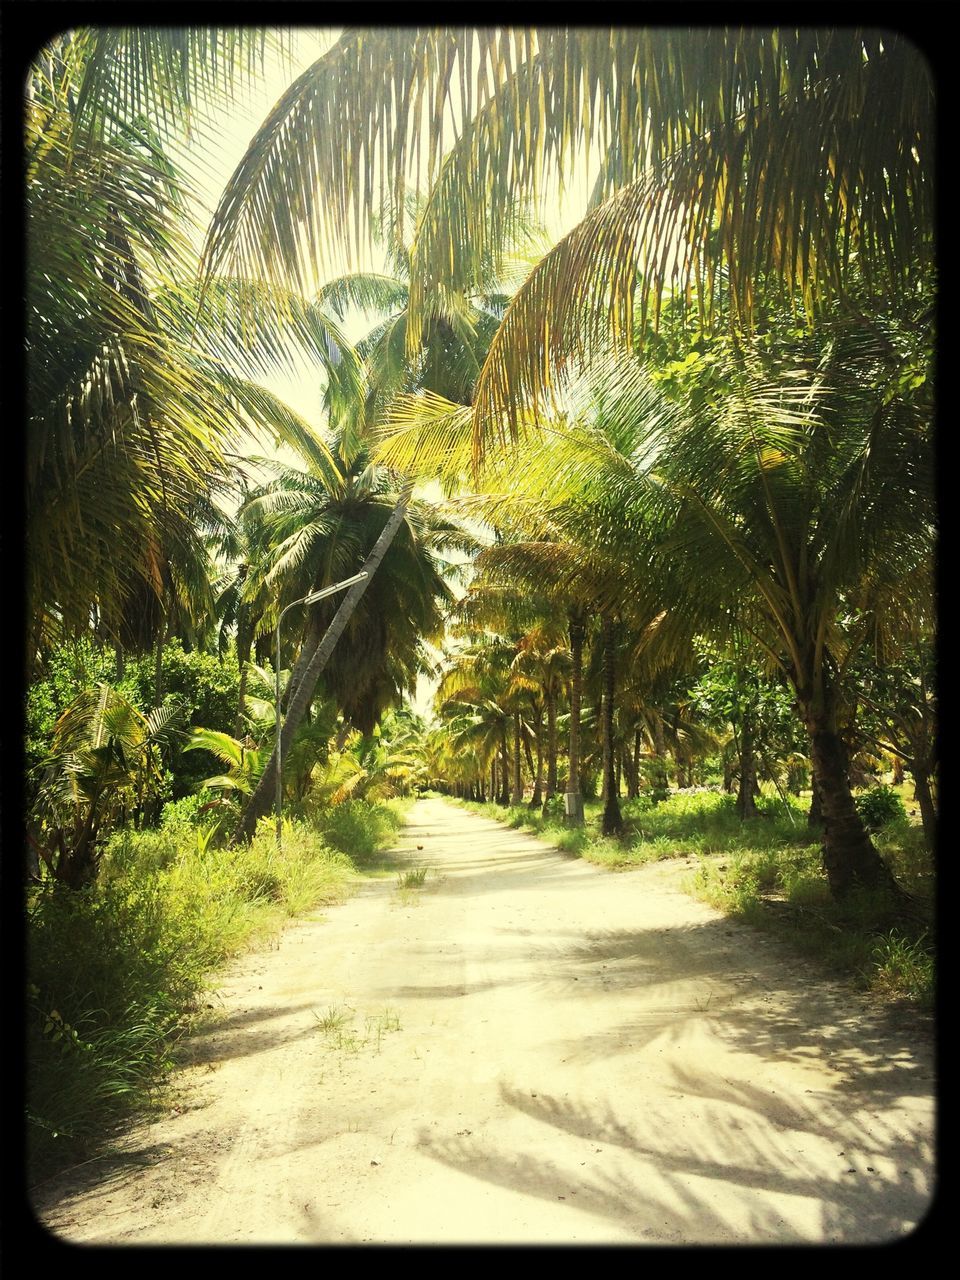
[26,797,406,1188]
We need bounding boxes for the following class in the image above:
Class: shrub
[311,800,404,862]
[540,795,565,821]
[855,784,908,831]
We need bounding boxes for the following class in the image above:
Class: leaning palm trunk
[232,484,412,844]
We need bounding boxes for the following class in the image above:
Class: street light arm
[274,570,369,849]
[278,572,369,626]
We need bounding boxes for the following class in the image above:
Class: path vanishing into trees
[35,799,935,1246]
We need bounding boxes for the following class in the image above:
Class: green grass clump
[869,932,934,1006]
[397,865,429,889]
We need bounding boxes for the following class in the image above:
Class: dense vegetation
[24,27,935,1186]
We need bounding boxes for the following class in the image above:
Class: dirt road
[34,798,935,1245]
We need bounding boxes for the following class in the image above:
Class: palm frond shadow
[419,1073,933,1244]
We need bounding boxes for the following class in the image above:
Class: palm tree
[201,28,932,449]
[584,330,932,902]
[433,633,526,806]
[230,438,477,841]
[24,30,362,671]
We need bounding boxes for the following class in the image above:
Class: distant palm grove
[24,28,934,1178]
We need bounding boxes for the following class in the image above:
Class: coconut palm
[201,27,933,452]
[25,30,363,671]
[581,328,933,902]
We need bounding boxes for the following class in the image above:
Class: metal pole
[275,610,284,847]
[273,572,367,850]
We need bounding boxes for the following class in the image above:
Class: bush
[855,784,908,831]
[540,795,565,821]
[311,800,404,862]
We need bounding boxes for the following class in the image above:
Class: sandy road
[34,798,935,1245]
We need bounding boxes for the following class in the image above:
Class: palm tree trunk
[808,770,824,828]
[232,484,412,844]
[529,702,544,807]
[912,765,937,852]
[499,728,510,805]
[511,710,523,804]
[544,685,558,803]
[601,615,623,836]
[651,716,669,800]
[565,609,586,826]
[804,711,904,903]
[153,623,168,706]
[623,737,640,800]
[735,714,759,818]
[234,620,253,737]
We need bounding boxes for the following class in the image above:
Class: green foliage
[26,641,129,776]
[29,683,189,886]
[26,639,244,851]
[128,642,242,797]
[541,795,565,821]
[128,641,241,734]
[855,784,908,832]
[309,799,405,863]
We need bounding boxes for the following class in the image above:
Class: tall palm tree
[230,438,477,841]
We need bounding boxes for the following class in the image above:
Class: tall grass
[310,798,408,864]
[26,802,400,1186]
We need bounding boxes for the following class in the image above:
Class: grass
[396,866,429,889]
[456,789,935,1012]
[26,799,405,1188]
[314,1005,402,1054]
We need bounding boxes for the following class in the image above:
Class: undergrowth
[26,800,401,1187]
